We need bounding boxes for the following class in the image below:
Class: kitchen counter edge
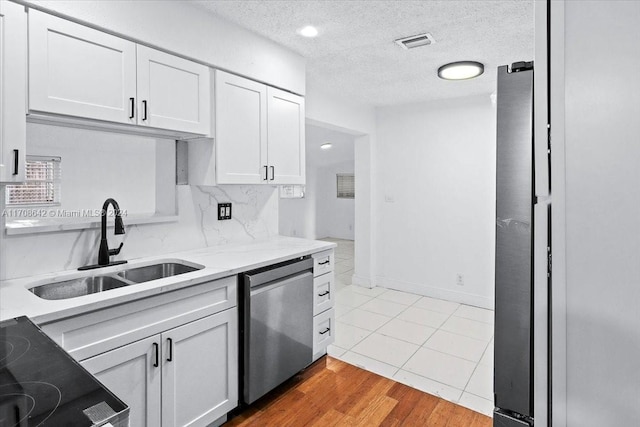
[0,236,337,324]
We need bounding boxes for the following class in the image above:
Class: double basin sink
[30,262,203,300]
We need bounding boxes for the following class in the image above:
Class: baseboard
[374,276,494,310]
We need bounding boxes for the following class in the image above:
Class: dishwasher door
[243,261,313,404]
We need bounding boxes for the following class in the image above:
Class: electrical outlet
[217,203,232,220]
[456,273,464,286]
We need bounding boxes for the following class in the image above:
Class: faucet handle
[109,242,124,256]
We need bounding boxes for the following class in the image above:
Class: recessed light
[297,25,318,38]
[437,61,484,80]
[320,143,332,150]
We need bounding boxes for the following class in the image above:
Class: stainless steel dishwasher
[239,256,314,405]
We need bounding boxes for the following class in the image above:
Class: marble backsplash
[2,185,279,280]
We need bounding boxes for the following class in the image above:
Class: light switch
[217,203,232,220]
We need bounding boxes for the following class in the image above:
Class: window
[6,156,61,206]
[337,173,355,199]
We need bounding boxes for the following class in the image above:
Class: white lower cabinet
[81,308,238,427]
[80,335,162,427]
[312,250,336,361]
[312,307,335,355]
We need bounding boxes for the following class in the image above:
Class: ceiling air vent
[394,33,436,50]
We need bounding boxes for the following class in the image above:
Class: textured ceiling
[191,0,534,107]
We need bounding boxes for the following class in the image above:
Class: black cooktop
[0,316,128,426]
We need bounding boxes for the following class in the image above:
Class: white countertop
[0,236,336,324]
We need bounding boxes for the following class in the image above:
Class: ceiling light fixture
[297,25,318,38]
[320,143,332,150]
[437,61,484,80]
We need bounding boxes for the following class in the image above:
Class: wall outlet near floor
[456,273,464,286]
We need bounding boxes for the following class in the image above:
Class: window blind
[337,173,355,199]
[6,156,61,206]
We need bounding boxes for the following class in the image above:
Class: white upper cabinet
[267,87,305,185]
[137,45,210,135]
[0,0,27,183]
[215,70,267,184]
[211,70,305,185]
[28,10,137,125]
[28,10,210,135]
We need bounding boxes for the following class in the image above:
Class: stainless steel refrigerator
[494,61,535,427]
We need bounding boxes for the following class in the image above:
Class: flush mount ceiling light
[320,143,332,150]
[297,25,318,38]
[437,61,484,80]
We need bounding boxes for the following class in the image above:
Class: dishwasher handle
[245,257,313,288]
[249,271,312,297]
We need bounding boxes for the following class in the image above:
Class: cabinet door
[267,87,305,185]
[162,309,238,427]
[80,335,162,427]
[136,45,211,135]
[215,70,267,184]
[0,0,26,183]
[28,10,136,124]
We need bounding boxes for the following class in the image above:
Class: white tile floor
[323,238,495,418]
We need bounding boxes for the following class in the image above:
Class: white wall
[26,0,305,94]
[26,123,165,215]
[305,83,377,286]
[375,95,496,308]
[278,164,317,239]
[316,161,355,240]
[279,124,355,240]
[554,2,640,425]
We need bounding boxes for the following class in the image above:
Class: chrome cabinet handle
[152,342,159,367]
[319,328,331,335]
[318,260,330,266]
[270,166,275,181]
[13,150,19,175]
[142,100,148,121]
[166,338,173,362]
[263,165,269,181]
[129,97,135,119]
[318,291,330,297]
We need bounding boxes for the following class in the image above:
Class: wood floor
[224,356,492,427]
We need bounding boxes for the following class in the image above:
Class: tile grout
[326,238,494,415]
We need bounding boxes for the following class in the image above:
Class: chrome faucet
[98,198,125,266]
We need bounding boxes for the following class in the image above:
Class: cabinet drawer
[313,308,335,355]
[312,250,334,277]
[313,273,334,316]
[40,276,236,361]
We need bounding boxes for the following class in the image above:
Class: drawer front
[312,250,334,277]
[40,276,236,361]
[313,273,334,316]
[313,308,335,355]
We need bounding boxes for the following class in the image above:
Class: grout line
[460,340,493,393]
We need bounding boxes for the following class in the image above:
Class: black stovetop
[0,316,128,426]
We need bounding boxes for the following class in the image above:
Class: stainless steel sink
[29,261,203,300]
[117,262,200,283]
[30,275,131,300]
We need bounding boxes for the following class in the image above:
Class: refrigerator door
[495,64,534,419]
